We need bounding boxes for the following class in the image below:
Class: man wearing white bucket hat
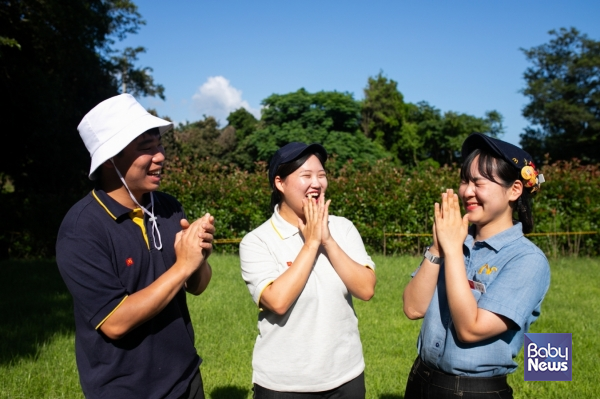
[56,94,213,399]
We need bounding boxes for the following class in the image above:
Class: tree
[361,72,406,153]
[360,73,503,167]
[169,117,236,160]
[111,46,165,99]
[226,107,259,141]
[243,89,391,170]
[520,27,600,163]
[0,0,162,257]
[223,108,260,168]
[434,110,503,165]
[393,102,504,167]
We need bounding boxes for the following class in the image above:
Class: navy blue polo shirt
[56,189,201,399]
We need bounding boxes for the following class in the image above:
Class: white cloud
[191,76,260,124]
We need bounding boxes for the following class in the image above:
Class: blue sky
[117,1,600,146]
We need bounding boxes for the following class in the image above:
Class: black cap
[462,133,545,193]
[268,142,327,187]
[462,133,535,170]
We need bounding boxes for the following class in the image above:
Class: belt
[411,357,509,392]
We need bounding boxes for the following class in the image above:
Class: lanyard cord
[110,159,163,250]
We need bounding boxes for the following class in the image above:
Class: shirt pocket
[471,268,500,293]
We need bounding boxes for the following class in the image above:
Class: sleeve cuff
[94,295,128,330]
[255,280,274,309]
[477,297,527,330]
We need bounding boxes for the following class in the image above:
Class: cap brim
[298,143,327,163]
[461,133,504,160]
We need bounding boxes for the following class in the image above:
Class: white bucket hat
[78,93,173,180]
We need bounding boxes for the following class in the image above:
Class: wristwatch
[423,246,443,264]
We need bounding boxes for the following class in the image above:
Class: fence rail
[214,231,597,246]
[384,231,598,237]
[524,231,597,237]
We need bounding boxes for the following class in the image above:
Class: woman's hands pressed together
[298,193,332,249]
[434,189,469,258]
[403,188,467,320]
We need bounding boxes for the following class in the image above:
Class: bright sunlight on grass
[1,256,598,398]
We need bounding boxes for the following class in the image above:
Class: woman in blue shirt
[402,133,550,399]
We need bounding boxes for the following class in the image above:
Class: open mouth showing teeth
[306,193,319,199]
[148,171,161,177]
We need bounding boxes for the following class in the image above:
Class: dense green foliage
[170,81,503,173]
[1,256,599,398]
[361,73,407,155]
[530,159,600,256]
[520,27,600,163]
[162,157,600,256]
[242,88,391,170]
[0,0,164,258]
[2,10,597,261]
[361,73,504,167]
[111,46,166,100]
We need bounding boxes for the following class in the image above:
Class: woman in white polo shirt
[240,142,376,398]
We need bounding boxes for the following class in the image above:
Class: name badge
[468,279,486,294]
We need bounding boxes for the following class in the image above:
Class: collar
[270,204,301,240]
[465,222,524,252]
[91,189,153,220]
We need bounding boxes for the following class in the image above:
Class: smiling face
[111,130,165,202]
[459,155,522,239]
[275,154,327,224]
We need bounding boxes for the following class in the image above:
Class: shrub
[163,157,600,256]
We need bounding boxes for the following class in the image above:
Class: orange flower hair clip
[521,161,545,193]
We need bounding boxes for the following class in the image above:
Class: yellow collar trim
[92,190,150,249]
[270,219,284,240]
[92,189,117,220]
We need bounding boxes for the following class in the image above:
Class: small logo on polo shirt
[478,264,497,275]
[286,261,292,267]
[525,333,572,381]
[126,258,134,267]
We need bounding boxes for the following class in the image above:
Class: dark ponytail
[516,190,534,234]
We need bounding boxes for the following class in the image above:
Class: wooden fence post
[383,225,386,257]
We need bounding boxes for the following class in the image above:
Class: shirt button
[435,343,440,348]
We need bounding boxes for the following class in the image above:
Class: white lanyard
[110,159,163,250]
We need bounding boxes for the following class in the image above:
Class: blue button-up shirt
[414,222,550,376]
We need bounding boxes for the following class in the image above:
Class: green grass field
[1,255,598,398]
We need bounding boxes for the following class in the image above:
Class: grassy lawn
[0,255,598,398]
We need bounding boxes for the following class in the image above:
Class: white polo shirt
[240,206,375,392]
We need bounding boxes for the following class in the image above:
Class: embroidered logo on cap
[126,258,134,267]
